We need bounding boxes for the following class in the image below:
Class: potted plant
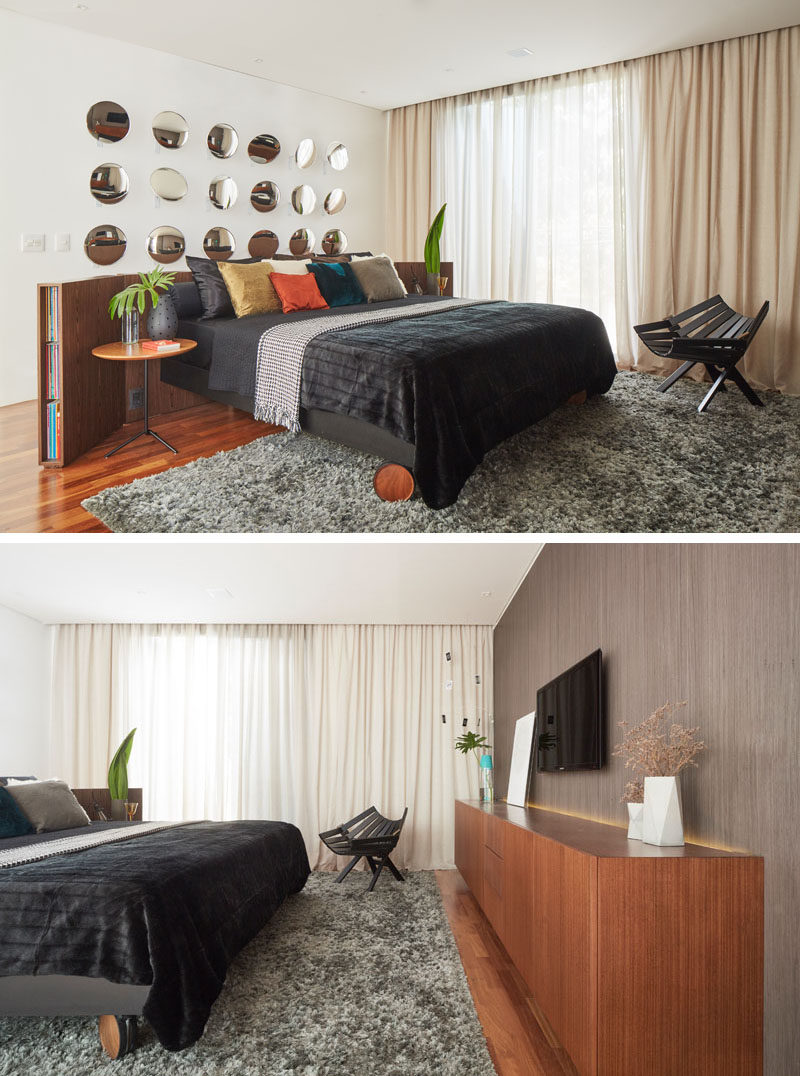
[108,728,137,821]
[424,203,447,295]
[108,267,178,344]
[455,729,493,801]
[613,701,705,846]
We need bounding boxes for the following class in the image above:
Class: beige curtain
[385,101,436,262]
[626,26,800,393]
[386,25,800,393]
[49,622,492,871]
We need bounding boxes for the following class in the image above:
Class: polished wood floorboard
[0,399,277,533]
[436,869,577,1076]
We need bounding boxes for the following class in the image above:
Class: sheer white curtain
[431,68,638,359]
[49,622,492,870]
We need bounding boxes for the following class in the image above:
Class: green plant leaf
[424,202,447,276]
[108,728,136,801]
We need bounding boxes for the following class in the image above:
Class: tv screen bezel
[535,648,604,773]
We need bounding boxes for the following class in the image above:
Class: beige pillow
[218,261,282,317]
[267,259,310,275]
[5,779,91,833]
[351,252,407,295]
[349,256,408,303]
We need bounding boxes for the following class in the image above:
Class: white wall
[0,604,50,775]
[0,10,387,406]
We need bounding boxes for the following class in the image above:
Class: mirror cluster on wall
[84,100,352,263]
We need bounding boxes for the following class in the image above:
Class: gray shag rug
[82,372,800,532]
[0,871,495,1076]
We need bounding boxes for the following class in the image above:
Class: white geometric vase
[642,776,684,846]
[626,802,644,840]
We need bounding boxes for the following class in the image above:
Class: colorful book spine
[43,285,61,459]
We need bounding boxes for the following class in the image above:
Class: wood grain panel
[71,787,143,821]
[455,799,484,905]
[497,821,536,988]
[596,856,764,1075]
[528,834,595,1076]
[482,846,505,936]
[493,543,799,1074]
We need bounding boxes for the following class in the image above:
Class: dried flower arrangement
[613,701,705,803]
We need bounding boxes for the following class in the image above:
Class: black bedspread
[0,820,310,1050]
[180,296,616,509]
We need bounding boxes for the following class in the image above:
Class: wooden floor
[0,399,276,533]
[436,870,577,1076]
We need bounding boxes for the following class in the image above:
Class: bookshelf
[36,273,199,467]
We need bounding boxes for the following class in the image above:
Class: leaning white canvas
[506,711,536,807]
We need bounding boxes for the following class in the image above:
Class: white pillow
[350,253,408,295]
[268,260,310,275]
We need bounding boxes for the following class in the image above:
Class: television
[536,649,604,772]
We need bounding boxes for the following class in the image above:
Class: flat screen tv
[536,649,604,772]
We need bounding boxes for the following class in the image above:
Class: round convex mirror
[324,188,346,215]
[147,226,185,264]
[86,101,129,144]
[90,163,129,204]
[209,175,237,210]
[204,226,236,260]
[248,230,280,258]
[326,142,349,170]
[250,180,280,212]
[247,134,281,163]
[289,228,314,256]
[322,229,348,255]
[84,224,127,265]
[150,167,188,201]
[207,122,238,159]
[295,138,316,169]
[152,110,189,149]
[291,184,316,215]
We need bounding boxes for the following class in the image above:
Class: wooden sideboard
[454,800,763,1076]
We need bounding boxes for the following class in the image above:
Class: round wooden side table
[91,339,197,458]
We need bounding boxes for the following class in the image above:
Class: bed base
[0,974,148,1059]
[159,355,417,501]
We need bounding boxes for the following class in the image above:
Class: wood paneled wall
[493,543,800,1075]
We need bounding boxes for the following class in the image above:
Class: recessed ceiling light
[507,47,533,59]
[205,587,233,599]
[252,57,263,64]
[359,90,367,95]
[444,67,455,73]
[74,2,90,9]
[480,590,492,598]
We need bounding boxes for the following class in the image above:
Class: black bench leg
[336,855,362,882]
[367,860,385,892]
[698,369,730,413]
[384,855,405,882]
[659,360,695,393]
[727,367,765,407]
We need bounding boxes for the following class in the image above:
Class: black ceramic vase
[146,293,178,340]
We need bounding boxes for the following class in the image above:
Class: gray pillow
[5,780,91,833]
[348,256,407,303]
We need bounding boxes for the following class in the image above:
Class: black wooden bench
[634,295,769,412]
[320,805,408,892]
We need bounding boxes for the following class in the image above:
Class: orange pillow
[269,272,329,314]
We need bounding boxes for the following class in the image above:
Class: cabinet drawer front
[482,847,505,934]
[484,813,505,858]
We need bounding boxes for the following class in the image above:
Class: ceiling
[0,540,541,626]
[3,0,796,110]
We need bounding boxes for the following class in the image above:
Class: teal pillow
[308,261,366,307]
[0,786,34,838]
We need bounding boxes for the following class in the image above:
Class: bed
[0,810,310,1058]
[160,262,617,509]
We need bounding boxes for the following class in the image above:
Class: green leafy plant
[424,203,447,276]
[108,728,137,801]
[455,730,491,766]
[108,267,176,320]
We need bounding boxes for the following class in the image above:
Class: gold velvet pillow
[217,261,282,317]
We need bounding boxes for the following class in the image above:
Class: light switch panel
[54,232,70,252]
[21,233,45,253]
